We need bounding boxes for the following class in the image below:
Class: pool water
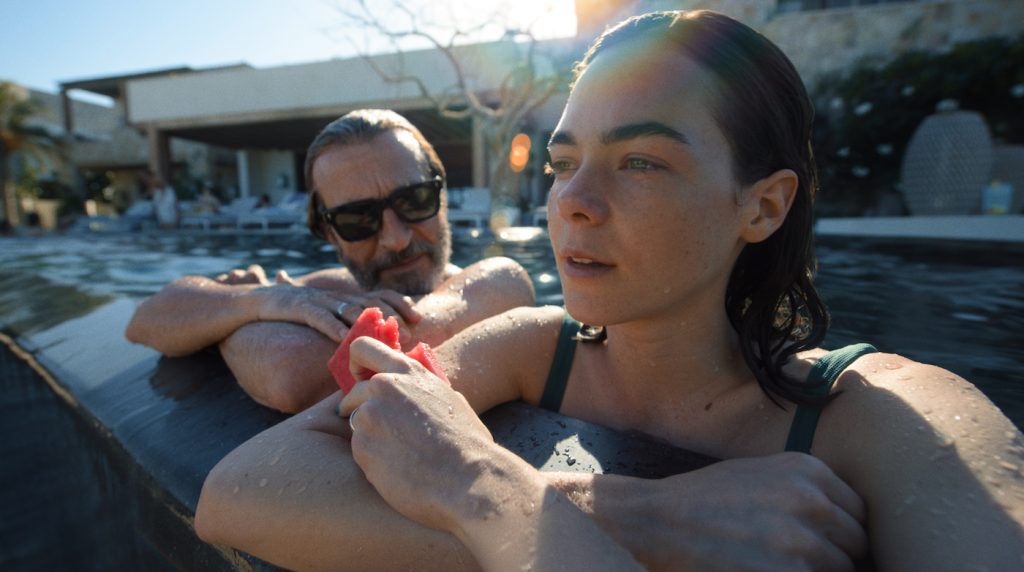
[0,230,1021,570]
[0,231,1021,424]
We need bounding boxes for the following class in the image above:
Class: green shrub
[812,34,1024,216]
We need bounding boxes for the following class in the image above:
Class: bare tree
[331,0,570,216]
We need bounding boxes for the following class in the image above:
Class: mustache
[372,241,435,274]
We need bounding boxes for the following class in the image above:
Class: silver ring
[335,301,349,317]
[348,405,360,432]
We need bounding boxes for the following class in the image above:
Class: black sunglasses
[319,176,444,242]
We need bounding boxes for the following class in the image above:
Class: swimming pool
[1,231,1020,424]
[1,229,1021,569]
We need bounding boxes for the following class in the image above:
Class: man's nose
[377,208,413,252]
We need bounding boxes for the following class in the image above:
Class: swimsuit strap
[784,343,878,454]
[538,311,581,412]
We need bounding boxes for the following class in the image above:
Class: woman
[197,11,1024,570]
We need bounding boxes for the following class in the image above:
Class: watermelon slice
[328,307,449,394]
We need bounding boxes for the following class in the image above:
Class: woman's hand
[551,452,867,571]
[339,337,500,534]
[339,337,643,571]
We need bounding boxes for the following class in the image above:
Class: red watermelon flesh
[404,342,450,384]
[328,307,449,394]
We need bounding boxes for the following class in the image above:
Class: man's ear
[739,169,798,244]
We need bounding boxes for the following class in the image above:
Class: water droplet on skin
[259,478,268,487]
[232,485,240,494]
[448,406,454,418]
[884,362,902,370]
[898,375,913,381]
[1000,461,1019,472]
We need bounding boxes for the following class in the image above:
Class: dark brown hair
[575,11,830,407]
[304,109,446,240]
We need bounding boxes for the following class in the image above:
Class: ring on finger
[348,405,360,432]
[335,301,349,317]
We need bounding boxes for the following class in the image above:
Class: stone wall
[575,0,1023,89]
[763,0,1024,88]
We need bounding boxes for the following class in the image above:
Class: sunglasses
[319,176,444,242]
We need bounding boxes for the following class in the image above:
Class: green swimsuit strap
[538,312,581,412]
[784,343,878,454]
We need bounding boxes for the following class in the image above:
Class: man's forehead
[313,131,428,200]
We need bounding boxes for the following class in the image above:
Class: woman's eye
[544,160,575,175]
[625,157,658,171]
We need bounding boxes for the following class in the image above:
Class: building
[36,0,1024,222]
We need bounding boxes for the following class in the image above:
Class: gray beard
[342,229,451,296]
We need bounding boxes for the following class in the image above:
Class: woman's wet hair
[304,109,447,240]
[575,10,830,407]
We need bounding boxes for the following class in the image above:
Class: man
[126,109,534,413]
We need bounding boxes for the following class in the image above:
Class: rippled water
[1,229,1022,569]
[1,231,1022,425]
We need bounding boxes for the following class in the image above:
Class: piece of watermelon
[404,342,450,384]
[328,307,449,394]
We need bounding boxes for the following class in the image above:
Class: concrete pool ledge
[2,290,714,569]
[816,214,1024,243]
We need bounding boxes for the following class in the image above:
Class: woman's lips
[561,255,614,278]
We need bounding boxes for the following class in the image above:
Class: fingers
[779,453,868,563]
[333,300,363,326]
[349,337,417,379]
[371,290,422,323]
[214,264,270,285]
[247,264,269,284]
[275,269,298,285]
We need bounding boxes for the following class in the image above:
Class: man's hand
[273,271,422,347]
[215,264,273,286]
[556,452,867,571]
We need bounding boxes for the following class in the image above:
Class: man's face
[312,130,451,295]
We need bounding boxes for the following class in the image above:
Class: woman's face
[546,45,751,327]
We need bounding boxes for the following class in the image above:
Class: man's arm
[216,257,534,413]
[124,265,355,357]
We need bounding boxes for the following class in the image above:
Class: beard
[342,220,451,296]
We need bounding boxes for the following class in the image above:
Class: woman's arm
[819,353,1024,570]
[340,337,642,572]
[195,306,561,569]
[195,393,476,571]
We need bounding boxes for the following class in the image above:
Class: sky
[2,0,577,104]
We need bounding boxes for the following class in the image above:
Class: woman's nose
[550,164,610,226]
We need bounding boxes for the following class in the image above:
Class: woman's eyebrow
[548,130,575,147]
[601,121,690,146]
[548,122,690,149]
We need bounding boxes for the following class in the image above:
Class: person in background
[146,172,178,229]
[195,183,221,214]
[192,11,1024,571]
[126,109,535,413]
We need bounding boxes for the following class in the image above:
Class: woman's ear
[739,169,798,244]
